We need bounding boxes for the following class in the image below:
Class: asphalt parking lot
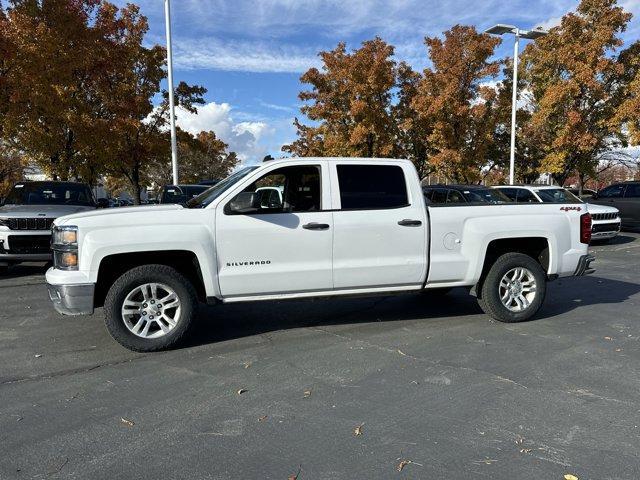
[1,234,640,480]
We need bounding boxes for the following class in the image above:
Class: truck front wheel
[104,264,198,352]
[477,253,546,323]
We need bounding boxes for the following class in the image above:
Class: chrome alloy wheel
[121,283,181,339]
[498,267,537,312]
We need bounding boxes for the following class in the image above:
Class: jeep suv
[0,181,96,271]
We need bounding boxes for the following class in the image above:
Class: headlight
[53,225,78,245]
[52,225,79,270]
[54,250,78,269]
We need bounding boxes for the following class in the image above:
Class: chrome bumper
[574,254,596,276]
[47,283,95,316]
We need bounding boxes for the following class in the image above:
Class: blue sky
[114,0,640,164]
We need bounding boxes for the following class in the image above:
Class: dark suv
[423,185,510,204]
[590,182,640,229]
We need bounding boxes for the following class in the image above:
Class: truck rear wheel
[477,253,546,323]
[104,264,198,352]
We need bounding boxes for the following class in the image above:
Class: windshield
[186,166,260,208]
[4,182,95,206]
[461,188,510,204]
[161,185,211,205]
[534,188,582,204]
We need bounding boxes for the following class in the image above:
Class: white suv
[494,185,621,242]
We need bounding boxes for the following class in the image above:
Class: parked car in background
[0,181,96,272]
[589,182,640,230]
[568,188,597,200]
[422,184,511,204]
[159,185,211,205]
[495,185,621,242]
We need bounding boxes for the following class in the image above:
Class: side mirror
[228,192,260,214]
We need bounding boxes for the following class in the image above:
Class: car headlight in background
[52,225,79,270]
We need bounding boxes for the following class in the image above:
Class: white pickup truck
[46,158,595,351]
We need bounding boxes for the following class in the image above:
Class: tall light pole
[485,24,548,185]
[164,0,179,185]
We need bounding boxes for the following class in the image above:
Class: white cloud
[176,102,274,161]
[170,37,321,73]
[535,15,563,31]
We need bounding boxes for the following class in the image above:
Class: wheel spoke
[122,282,181,339]
[156,317,170,334]
[131,318,145,335]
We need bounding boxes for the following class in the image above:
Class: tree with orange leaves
[411,25,502,183]
[284,38,398,159]
[522,0,638,186]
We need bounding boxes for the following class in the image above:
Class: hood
[0,204,95,218]
[586,203,618,215]
[55,204,184,225]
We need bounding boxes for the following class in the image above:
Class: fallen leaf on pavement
[34,354,42,358]
[564,475,579,480]
[244,362,252,369]
[288,465,301,480]
[303,390,312,398]
[237,388,247,395]
[397,349,407,356]
[397,460,410,472]
[519,448,532,453]
[354,424,363,436]
[120,418,134,427]
[258,415,268,422]
[604,336,613,341]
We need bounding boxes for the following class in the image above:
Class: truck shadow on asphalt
[185,274,640,348]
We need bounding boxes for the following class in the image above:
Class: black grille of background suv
[6,235,51,255]
[6,217,55,230]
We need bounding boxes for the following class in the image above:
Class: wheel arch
[474,237,550,296]
[94,250,206,308]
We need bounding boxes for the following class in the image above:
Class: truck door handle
[398,219,422,226]
[303,222,330,230]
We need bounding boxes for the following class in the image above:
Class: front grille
[591,212,618,221]
[592,222,620,233]
[6,235,51,255]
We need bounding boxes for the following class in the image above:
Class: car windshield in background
[462,188,510,204]
[161,185,211,204]
[4,182,95,206]
[535,188,582,204]
[186,166,260,209]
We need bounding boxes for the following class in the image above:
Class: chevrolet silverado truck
[45,158,595,352]
[0,181,96,272]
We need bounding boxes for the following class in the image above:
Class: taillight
[580,213,592,244]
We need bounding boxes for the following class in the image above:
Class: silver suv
[0,181,96,272]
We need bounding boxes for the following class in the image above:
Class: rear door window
[599,185,625,198]
[516,189,538,203]
[337,165,408,210]
[624,184,640,198]
[446,190,465,203]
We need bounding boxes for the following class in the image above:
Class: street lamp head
[484,24,549,39]
[520,28,549,40]
[484,24,518,35]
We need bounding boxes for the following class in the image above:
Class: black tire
[477,252,546,323]
[104,264,198,352]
